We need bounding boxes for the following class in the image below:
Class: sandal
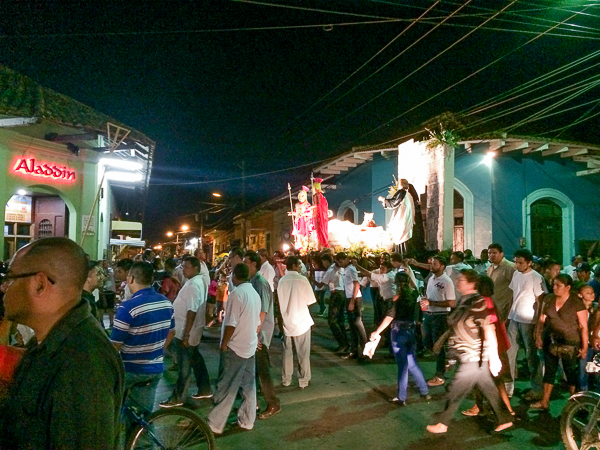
[461,405,480,417]
[495,422,513,433]
[529,401,549,411]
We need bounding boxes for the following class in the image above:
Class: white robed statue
[378,178,415,245]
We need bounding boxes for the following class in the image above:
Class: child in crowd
[579,284,597,391]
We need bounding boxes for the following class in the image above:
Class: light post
[166,225,191,255]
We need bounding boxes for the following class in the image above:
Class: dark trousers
[171,338,211,402]
[435,362,512,427]
[371,287,384,327]
[346,297,367,353]
[423,313,449,377]
[316,290,326,314]
[256,345,279,407]
[328,291,349,348]
[544,345,580,387]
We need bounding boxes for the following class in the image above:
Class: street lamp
[166,231,173,237]
[181,224,189,232]
[212,192,221,197]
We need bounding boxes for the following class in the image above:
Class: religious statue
[312,177,330,249]
[289,186,314,251]
[378,178,426,253]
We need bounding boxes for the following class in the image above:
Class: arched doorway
[530,199,563,262]
[453,190,464,252]
[337,200,358,224]
[343,208,355,223]
[453,178,474,253]
[522,188,574,267]
[3,184,77,260]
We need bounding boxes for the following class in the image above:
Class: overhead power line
[354,3,594,141]
[150,156,334,186]
[308,0,516,141]
[280,1,441,134]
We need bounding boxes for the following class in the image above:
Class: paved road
[151,303,569,450]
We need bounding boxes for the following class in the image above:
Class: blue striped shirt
[111,288,175,374]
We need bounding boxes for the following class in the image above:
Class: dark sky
[1,0,599,242]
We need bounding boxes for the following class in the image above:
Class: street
[152,302,568,450]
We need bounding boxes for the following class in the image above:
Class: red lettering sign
[11,157,77,183]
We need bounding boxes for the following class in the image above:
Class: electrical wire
[464,50,600,116]
[307,0,517,141]
[150,156,335,186]
[504,83,600,132]
[552,99,600,138]
[464,75,600,129]
[353,4,594,141]
[279,1,441,134]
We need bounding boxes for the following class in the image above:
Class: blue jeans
[123,371,162,435]
[423,313,448,377]
[170,338,211,402]
[391,322,428,401]
[580,348,595,391]
[207,350,256,434]
[506,320,541,394]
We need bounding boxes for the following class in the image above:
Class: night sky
[1,0,599,243]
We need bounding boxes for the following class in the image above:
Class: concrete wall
[455,145,600,265]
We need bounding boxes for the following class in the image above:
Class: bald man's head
[16,237,89,292]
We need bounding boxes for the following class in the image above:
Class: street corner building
[0,65,155,261]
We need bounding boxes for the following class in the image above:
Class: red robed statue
[313,178,329,248]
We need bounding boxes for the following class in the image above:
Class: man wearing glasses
[0,237,124,449]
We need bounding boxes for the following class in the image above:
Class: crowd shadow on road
[282,388,395,442]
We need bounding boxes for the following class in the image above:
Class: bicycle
[121,382,216,450]
[561,353,600,450]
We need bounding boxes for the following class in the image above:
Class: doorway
[531,198,563,262]
[453,189,465,252]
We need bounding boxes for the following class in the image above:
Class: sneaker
[191,392,213,400]
[159,399,184,408]
[427,376,445,387]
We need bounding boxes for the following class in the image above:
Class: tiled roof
[0,65,153,146]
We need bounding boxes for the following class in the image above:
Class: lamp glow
[166,231,173,237]
[17,189,27,195]
[105,171,143,182]
[212,193,221,197]
[483,151,496,168]
[181,225,189,232]
[282,243,290,252]
[99,158,142,171]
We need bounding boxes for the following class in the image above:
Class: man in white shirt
[160,256,212,408]
[421,255,455,387]
[207,263,261,435]
[277,256,316,388]
[506,248,547,399]
[337,252,367,360]
[244,251,280,419]
[445,251,472,304]
[258,248,276,292]
[195,248,211,299]
[313,253,348,353]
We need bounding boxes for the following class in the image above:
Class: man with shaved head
[0,237,124,449]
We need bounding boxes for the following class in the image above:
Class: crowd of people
[1,237,600,447]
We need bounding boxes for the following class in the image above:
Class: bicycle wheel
[561,396,600,450]
[126,407,216,450]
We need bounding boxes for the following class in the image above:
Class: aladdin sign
[12,157,77,183]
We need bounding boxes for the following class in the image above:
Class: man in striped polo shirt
[111,261,175,417]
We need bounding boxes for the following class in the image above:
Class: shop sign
[5,195,32,223]
[12,157,77,183]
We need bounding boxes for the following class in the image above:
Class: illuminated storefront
[0,65,154,261]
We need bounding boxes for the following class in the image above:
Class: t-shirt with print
[448,293,491,363]
[508,270,547,324]
[425,273,455,313]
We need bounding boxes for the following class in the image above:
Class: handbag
[548,343,579,359]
